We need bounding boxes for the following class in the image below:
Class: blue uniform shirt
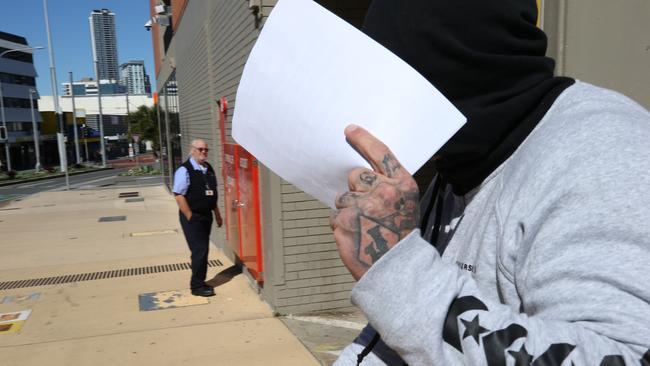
[172,157,209,195]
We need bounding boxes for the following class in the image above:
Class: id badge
[205,190,214,196]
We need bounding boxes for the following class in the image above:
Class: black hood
[362,0,574,195]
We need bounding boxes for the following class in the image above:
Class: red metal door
[218,97,263,284]
[223,143,241,256]
[237,146,263,282]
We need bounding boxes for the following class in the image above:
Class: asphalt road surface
[0,169,165,203]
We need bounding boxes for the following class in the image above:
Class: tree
[127,104,159,151]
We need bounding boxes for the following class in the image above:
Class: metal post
[125,80,131,136]
[163,88,173,186]
[0,80,10,171]
[94,61,107,167]
[82,123,89,161]
[155,95,164,172]
[29,89,41,172]
[126,85,131,158]
[56,132,69,190]
[84,136,89,162]
[69,72,80,164]
[43,0,64,134]
[125,81,139,169]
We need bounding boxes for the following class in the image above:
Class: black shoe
[191,286,215,297]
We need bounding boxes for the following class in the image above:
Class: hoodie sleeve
[344,229,650,366]
[339,87,650,366]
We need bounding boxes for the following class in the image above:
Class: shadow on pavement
[206,264,242,288]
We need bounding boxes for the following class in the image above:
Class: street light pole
[69,71,81,164]
[0,46,44,172]
[43,0,64,134]
[29,89,42,172]
[94,61,107,167]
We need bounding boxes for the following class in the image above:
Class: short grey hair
[190,139,207,149]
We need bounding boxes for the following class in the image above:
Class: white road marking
[49,176,116,191]
[17,183,40,188]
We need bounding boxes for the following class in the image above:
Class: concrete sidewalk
[0,185,328,365]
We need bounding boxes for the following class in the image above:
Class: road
[0,169,165,203]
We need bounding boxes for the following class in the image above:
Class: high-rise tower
[119,60,151,95]
[89,8,119,82]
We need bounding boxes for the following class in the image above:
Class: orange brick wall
[149,0,162,77]
[172,0,189,32]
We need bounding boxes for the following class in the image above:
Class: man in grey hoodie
[331,1,650,365]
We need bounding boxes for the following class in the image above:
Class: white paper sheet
[232,0,466,208]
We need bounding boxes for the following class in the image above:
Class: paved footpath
[0,185,321,366]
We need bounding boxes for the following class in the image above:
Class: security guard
[173,139,223,296]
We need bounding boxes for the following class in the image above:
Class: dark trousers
[179,211,213,289]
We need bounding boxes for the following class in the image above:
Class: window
[6,122,37,132]
[7,122,24,131]
[2,97,37,109]
[0,47,34,63]
[0,72,36,86]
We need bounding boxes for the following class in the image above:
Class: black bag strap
[356,333,381,366]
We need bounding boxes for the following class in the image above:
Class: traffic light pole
[81,124,89,162]
[84,135,89,162]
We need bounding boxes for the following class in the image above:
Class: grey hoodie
[335,81,650,365]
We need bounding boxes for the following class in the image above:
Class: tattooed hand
[330,124,420,280]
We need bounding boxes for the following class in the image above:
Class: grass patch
[118,165,161,177]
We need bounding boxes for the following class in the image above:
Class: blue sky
[2,0,155,96]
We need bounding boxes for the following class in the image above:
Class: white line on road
[17,183,40,189]
[17,180,61,188]
[49,176,117,191]
[10,171,117,190]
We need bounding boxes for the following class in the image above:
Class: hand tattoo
[332,124,420,280]
[351,183,419,268]
[382,153,403,178]
[336,191,363,208]
[359,171,377,187]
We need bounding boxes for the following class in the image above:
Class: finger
[330,207,360,232]
[329,210,339,230]
[344,124,409,179]
[348,167,380,191]
[335,191,363,209]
